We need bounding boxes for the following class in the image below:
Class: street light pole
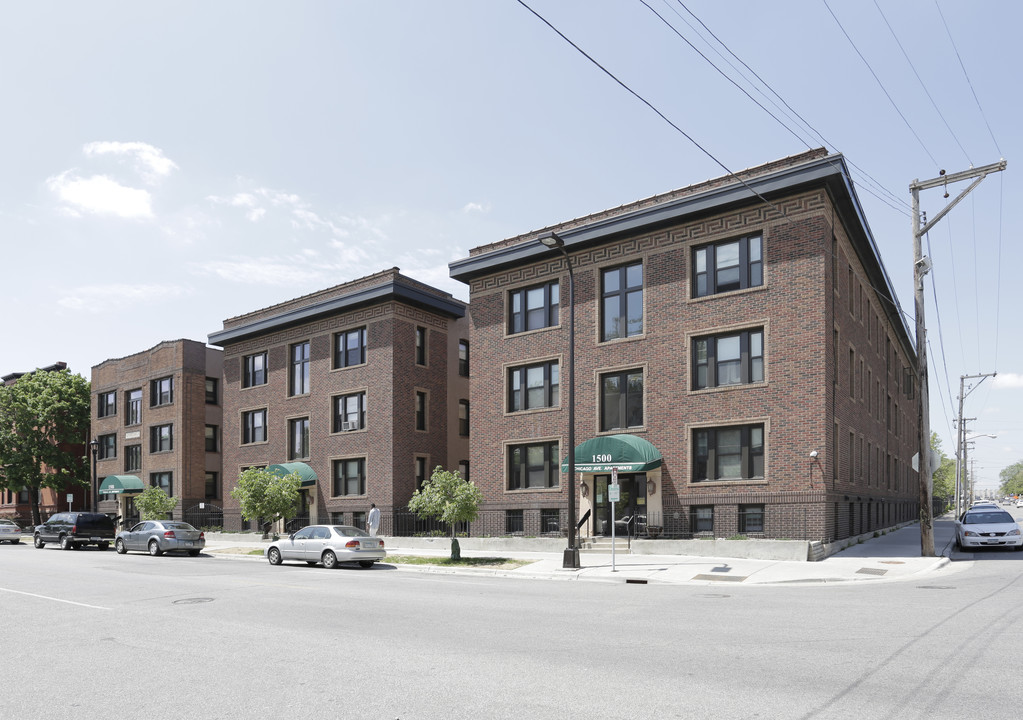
[540,231,580,570]
[89,438,98,512]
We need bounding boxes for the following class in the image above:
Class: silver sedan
[115,520,206,556]
[0,519,22,544]
[265,525,385,569]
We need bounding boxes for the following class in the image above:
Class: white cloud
[994,373,1023,389]
[83,141,178,183]
[57,283,189,313]
[46,171,152,218]
[194,257,328,286]
[462,201,490,214]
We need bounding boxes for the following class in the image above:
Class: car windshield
[331,526,369,537]
[0,519,16,526]
[162,522,196,531]
[964,512,1015,525]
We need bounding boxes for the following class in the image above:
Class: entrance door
[594,474,646,536]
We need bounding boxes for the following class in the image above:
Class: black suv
[34,512,115,551]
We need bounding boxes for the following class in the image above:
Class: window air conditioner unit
[341,421,357,432]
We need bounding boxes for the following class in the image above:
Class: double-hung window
[205,425,218,452]
[459,400,470,437]
[243,352,267,388]
[333,392,366,432]
[693,235,763,297]
[98,434,116,460]
[415,391,427,431]
[601,263,643,341]
[242,409,267,444]
[289,417,310,460]
[600,369,643,430]
[334,327,367,368]
[124,445,141,473]
[150,472,172,495]
[332,458,366,496]
[150,424,173,453]
[692,424,764,482]
[150,377,173,407]
[507,441,560,490]
[205,378,218,404]
[693,328,764,389]
[415,327,427,366]
[508,281,559,334]
[508,360,559,412]
[458,340,470,377]
[126,389,142,425]
[290,342,310,396]
[98,391,116,418]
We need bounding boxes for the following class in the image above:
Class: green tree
[230,467,300,538]
[0,368,91,526]
[930,432,955,512]
[407,466,482,560]
[998,461,1023,497]
[132,485,178,521]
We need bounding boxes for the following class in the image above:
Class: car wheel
[115,538,127,554]
[33,534,44,549]
[188,549,201,557]
[97,541,109,551]
[148,539,163,556]
[322,550,338,569]
[267,547,282,565]
[60,534,74,551]
[358,560,375,568]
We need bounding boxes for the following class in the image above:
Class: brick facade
[450,150,920,543]
[90,340,223,528]
[209,268,468,531]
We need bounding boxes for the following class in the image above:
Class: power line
[873,0,971,166]
[823,0,940,170]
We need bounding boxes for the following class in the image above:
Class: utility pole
[955,372,996,517]
[910,159,1006,557]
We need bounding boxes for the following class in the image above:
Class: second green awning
[99,475,144,494]
[267,462,318,487]
[561,434,663,473]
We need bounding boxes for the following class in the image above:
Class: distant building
[208,267,469,533]
[91,340,223,529]
[0,362,88,524]
[449,149,920,542]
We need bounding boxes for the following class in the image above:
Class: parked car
[265,525,385,569]
[115,520,205,556]
[34,512,115,550]
[0,519,22,544]
[955,508,1023,551]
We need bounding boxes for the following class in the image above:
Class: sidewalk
[203,519,962,586]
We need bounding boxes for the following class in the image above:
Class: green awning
[267,462,318,487]
[561,434,663,473]
[99,475,144,495]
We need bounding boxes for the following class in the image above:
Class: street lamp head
[539,231,565,249]
[809,450,818,459]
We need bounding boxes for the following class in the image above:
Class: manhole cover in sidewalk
[173,598,214,605]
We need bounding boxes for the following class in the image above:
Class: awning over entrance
[267,462,318,487]
[562,434,663,473]
[99,475,144,495]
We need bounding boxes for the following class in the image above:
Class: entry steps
[579,536,632,554]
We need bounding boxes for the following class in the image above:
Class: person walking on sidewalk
[367,503,381,536]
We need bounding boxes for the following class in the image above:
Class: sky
[1,1,1019,492]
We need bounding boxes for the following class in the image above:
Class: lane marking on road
[0,586,111,610]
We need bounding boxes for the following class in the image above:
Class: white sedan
[265,525,385,569]
[0,519,22,544]
[956,509,1023,551]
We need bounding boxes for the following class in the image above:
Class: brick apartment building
[0,362,89,525]
[449,149,920,543]
[91,340,223,528]
[207,268,469,532]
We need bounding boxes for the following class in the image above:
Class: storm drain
[855,567,888,576]
[692,574,748,583]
